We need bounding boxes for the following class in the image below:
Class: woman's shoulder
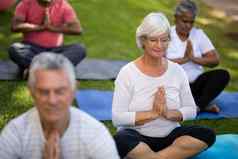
[118,61,135,73]
[166,60,188,82]
[115,61,137,82]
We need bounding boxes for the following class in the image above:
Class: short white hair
[28,52,76,90]
[136,12,170,49]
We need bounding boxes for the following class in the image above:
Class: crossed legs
[8,42,86,69]
[127,136,207,159]
[114,126,215,159]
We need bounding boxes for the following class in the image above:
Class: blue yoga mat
[192,134,238,159]
[197,92,238,119]
[76,90,113,120]
[75,90,238,121]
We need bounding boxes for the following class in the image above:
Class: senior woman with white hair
[112,12,215,159]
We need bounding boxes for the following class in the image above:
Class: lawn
[0,0,238,134]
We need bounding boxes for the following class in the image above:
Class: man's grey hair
[175,0,198,19]
[28,52,76,90]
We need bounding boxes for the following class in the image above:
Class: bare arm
[135,111,158,125]
[46,21,82,35]
[168,39,191,64]
[190,50,219,68]
[169,57,189,65]
[44,8,82,35]
[63,20,82,34]
[185,39,219,67]
[11,16,44,33]
[169,39,219,68]
[11,9,82,35]
[64,20,82,34]
[164,110,183,122]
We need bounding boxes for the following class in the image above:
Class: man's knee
[8,43,25,63]
[8,42,31,57]
[219,69,230,84]
[8,43,20,58]
[68,43,86,54]
[8,42,35,69]
[73,43,86,58]
[63,44,86,65]
[212,69,230,84]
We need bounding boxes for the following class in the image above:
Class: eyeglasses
[146,36,170,46]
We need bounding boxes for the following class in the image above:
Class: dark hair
[175,0,198,19]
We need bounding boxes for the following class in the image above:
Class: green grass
[1,0,238,134]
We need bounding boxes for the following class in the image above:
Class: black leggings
[114,125,215,158]
[190,69,230,111]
